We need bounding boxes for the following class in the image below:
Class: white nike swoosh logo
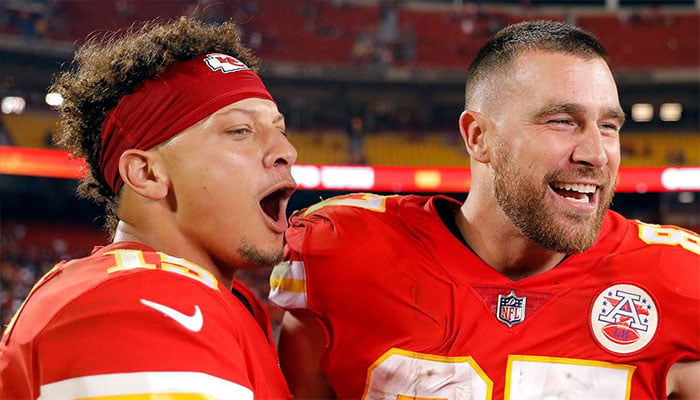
[140,299,203,332]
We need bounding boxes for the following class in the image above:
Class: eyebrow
[604,107,627,125]
[533,102,626,125]
[215,107,285,124]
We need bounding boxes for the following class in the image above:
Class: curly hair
[50,16,259,231]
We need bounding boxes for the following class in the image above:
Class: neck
[112,220,236,289]
[456,197,567,281]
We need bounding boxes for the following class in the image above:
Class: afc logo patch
[590,284,658,354]
[497,291,526,327]
[203,53,250,73]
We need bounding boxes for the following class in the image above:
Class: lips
[259,182,296,233]
[550,182,597,203]
[549,180,601,213]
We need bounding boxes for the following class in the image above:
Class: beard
[492,139,614,253]
[237,241,284,269]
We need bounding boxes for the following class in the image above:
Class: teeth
[564,194,590,203]
[552,182,596,193]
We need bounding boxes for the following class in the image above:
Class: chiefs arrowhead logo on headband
[99,53,274,194]
[204,53,250,73]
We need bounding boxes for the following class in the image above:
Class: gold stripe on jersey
[269,277,306,293]
[269,260,308,309]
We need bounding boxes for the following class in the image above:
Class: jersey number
[638,223,700,255]
[363,349,634,400]
[304,193,388,215]
[106,249,219,290]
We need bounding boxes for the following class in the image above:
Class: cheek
[508,137,552,170]
[604,139,621,167]
[174,165,241,212]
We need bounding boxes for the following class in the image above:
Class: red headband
[99,53,274,194]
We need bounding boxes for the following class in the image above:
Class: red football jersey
[1,242,290,399]
[270,193,700,400]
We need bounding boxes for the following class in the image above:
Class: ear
[118,149,169,200]
[459,110,490,163]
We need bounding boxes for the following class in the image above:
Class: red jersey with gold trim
[1,242,290,399]
[270,193,700,400]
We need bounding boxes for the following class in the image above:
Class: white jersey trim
[38,371,253,400]
[269,260,308,309]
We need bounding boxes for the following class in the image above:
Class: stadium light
[2,146,699,193]
[631,103,653,122]
[45,92,64,107]
[659,103,682,122]
[1,96,26,114]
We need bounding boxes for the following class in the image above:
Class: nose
[571,126,609,168]
[264,132,298,169]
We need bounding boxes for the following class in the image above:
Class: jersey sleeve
[35,272,259,399]
[636,221,700,359]
[269,193,389,311]
[268,212,319,311]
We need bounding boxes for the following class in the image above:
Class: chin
[548,218,603,253]
[238,243,284,269]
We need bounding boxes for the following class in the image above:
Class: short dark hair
[51,17,259,231]
[465,20,608,109]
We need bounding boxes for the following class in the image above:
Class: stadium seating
[0,221,107,326]
[620,132,700,166]
[1,1,697,70]
[287,128,699,167]
[363,133,468,166]
[243,1,700,70]
[290,130,350,164]
[4,112,699,167]
[1,113,59,148]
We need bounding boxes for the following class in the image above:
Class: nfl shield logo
[497,291,526,327]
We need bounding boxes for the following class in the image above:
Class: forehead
[211,98,282,119]
[506,50,620,108]
[511,51,615,89]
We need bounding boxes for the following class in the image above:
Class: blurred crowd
[0,223,75,327]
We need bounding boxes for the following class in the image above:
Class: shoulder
[285,193,437,253]
[4,246,285,399]
[26,245,252,351]
[44,259,242,344]
[597,211,700,299]
[602,211,699,257]
[3,245,222,343]
[271,194,449,310]
[33,261,262,389]
[289,192,405,225]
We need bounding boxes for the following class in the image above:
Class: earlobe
[118,149,169,200]
[459,110,490,163]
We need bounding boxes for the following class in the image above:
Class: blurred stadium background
[0,0,698,330]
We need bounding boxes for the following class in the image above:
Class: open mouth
[261,189,285,222]
[259,185,296,228]
[549,182,597,204]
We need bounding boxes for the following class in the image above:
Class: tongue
[553,187,588,201]
[261,193,280,221]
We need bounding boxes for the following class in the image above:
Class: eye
[548,119,574,125]
[226,127,252,136]
[547,119,577,131]
[600,122,620,132]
